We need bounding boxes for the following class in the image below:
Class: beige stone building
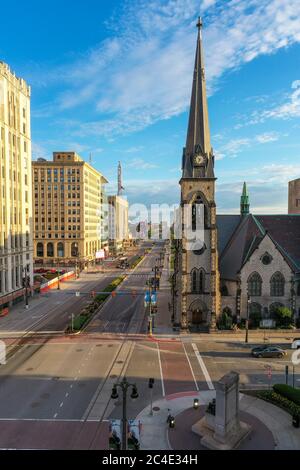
[33,152,108,268]
[288,178,300,214]
[0,62,33,306]
[108,195,129,255]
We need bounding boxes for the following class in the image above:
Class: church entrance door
[192,308,205,325]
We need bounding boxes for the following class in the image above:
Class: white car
[291,338,300,349]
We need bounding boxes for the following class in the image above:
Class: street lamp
[245,295,251,344]
[23,266,30,310]
[110,377,139,450]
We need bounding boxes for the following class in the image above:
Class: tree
[273,306,292,327]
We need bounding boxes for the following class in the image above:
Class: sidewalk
[136,391,300,450]
[154,246,173,336]
[0,272,105,335]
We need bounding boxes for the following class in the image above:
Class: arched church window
[270,272,285,297]
[199,270,205,294]
[191,269,197,293]
[248,272,262,297]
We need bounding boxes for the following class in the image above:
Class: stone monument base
[192,417,252,450]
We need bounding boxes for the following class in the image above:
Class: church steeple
[240,182,250,216]
[182,17,214,179]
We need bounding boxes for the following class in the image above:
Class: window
[248,272,262,296]
[47,242,54,257]
[261,252,272,265]
[270,272,285,297]
[57,242,64,257]
[71,243,79,257]
[191,269,197,293]
[37,243,44,257]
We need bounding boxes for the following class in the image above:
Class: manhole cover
[26,368,34,372]
[31,402,40,408]
[108,344,114,348]
[40,393,50,399]
[153,407,160,412]
[76,349,83,352]
[117,361,124,364]
[96,344,103,347]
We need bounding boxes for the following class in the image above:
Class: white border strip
[157,343,165,397]
[192,343,214,390]
[182,342,199,391]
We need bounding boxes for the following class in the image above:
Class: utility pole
[23,266,30,310]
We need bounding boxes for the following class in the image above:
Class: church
[173,19,300,331]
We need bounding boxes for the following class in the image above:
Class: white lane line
[70,384,73,388]
[59,402,64,408]
[182,343,199,391]
[74,377,78,381]
[192,343,214,390]
[53,413,58,419]
[65,393,69,398]
[157,343,165,397]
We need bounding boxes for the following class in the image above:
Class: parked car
[252,346,286,358]
[291,338,300,349]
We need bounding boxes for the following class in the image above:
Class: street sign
[76,292,80,297]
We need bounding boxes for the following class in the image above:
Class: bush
[257,390,300,417]
[272,307,292,327]
[249,310,262,328]
[273,384,300,406]
[217,311,232,330]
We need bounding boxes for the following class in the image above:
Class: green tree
[273,307,292,327]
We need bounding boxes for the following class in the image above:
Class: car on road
[291,338,300,349]
[251,346,286,358]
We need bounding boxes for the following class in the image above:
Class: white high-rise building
[0,62,33,307]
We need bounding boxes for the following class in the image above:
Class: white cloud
[127,158,159,170]
[32,0,300,138]
[261,80,300,120]
[255,132,280,143]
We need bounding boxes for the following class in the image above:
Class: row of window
[248,272,286,297]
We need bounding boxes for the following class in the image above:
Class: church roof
[217,213,300,280]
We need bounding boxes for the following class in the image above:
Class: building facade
[0,62,33,305]
[174,21,300,331]
[108,195,129,255]
[33,152,108,268]
[174,19,220,331]
[289,178,300,214]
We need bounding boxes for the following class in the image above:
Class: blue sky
[1,0,300,213]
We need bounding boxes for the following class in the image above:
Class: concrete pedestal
[192,372,252,450]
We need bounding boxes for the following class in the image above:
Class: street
[0,241,299,449]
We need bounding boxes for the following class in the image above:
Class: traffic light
[148,378,155,389]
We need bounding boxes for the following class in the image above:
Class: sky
[1,0,300,213]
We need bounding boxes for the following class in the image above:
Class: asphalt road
[0,240,299,449]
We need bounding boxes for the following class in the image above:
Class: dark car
[252,346,286,358]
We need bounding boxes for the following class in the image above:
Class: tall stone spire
[240,182,250,216]
[182,17,214,179]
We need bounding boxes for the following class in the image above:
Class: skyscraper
[0,62,33,306]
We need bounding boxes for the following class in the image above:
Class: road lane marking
[60,402,64,408]
[192,343,214,390]
[182,343,199,391]
[65,393,69,398]
[157,343,165,397]
[53,413,58,419]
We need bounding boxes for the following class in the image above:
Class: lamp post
[245,295,251,344]
[111,377,138,450]
[23,266,30,310]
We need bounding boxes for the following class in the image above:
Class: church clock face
[194,154,204,166]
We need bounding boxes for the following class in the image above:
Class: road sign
[76,292,80,297]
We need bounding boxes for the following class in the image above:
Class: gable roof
[217,213,300,280]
